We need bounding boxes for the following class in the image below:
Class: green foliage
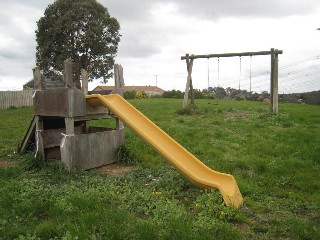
[162,89,184,99]
[18,153,46,172]
[278,90,320,105]
[35,0,121,83]
[135,90,148,99]
[115,144,140,164]
[189,89,205,99]
[123,90,136,99]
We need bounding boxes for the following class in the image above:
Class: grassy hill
[0,99,319,239]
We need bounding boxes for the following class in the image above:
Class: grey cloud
[0,0,51,8]
[0,48,25,60]
[1,0,319,89]
[166,0,320,19]
[99,0,155,22]
[102,0,320,23]
[99,0,320,59]
[118,36,161,58]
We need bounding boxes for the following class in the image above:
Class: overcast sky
[0,0,319,93]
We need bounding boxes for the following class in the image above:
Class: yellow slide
[86,94,243,207]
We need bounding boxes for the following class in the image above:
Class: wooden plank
[60,128,125,171]
[67,88,86,117]
[181,49,283,60]
[19,116,36,154]
[74,113,113,121]
[60,134,74,171]
[45,79,64,89]
[42,126,84,148]
[34,88,86,117]
[75,132,90,169]
[86,103,110,115]
[45,147,61,159]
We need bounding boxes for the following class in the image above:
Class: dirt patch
[225,111,250,121]
[98,163,135,176]
[0,159,16,168]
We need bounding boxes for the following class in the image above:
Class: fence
[0,90,33,110]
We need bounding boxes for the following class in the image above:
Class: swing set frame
[181,48,283,113]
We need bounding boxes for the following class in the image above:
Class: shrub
[135,91,148,99]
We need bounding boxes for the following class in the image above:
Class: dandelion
[220,211,225,217]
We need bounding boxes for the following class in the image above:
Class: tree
[35,0,121,86]
[213,87,226,99]
[162,90,184,99]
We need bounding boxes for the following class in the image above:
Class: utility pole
[154,75,158,87]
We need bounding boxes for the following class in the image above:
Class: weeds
[176,105,203,115]
[115,144,140,164]
[18,153,46,171]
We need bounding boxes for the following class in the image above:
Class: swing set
[181,48,283,113]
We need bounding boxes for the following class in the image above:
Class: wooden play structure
[20,59,125,170]
[181,48,283,113]
[19,59,243,207]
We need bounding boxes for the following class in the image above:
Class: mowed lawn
[0,98,319,239]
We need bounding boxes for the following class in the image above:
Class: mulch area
[97,163,135,176]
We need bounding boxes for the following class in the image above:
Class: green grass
[0,99,319,239]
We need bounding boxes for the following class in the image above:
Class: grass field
[0,99,319,239]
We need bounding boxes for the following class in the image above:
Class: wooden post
[114,64,124,129]
[183,54,194,108]
[190,71,195,108]
[33,66,44,90]
[81,69,89,95]
[270,48,279,113]
[80,69,89,132]
[35,116,45,159]
[63,58,74,88]
[114,64,124,96]
[65,118,75,135]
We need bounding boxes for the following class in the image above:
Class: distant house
[92,85,165,97]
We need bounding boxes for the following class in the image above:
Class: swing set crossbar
[181,49,283,60]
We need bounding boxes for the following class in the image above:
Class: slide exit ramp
[86,94,243,207]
